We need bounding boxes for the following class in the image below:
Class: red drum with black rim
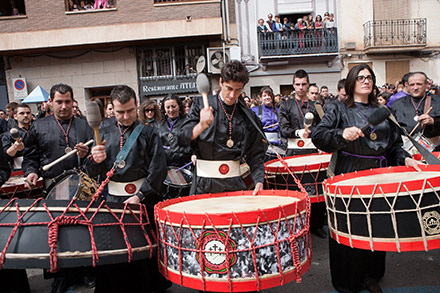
[0,171,43,199]
[265,153,331,203]
[155,190,311,292]
[324,165,440,252]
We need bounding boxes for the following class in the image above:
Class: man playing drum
[2,103,33,170]
[23,83,93,190]
[279,69,327,239]
[179,60,267,195]
[390,71,440,151]
[86,85,168,292]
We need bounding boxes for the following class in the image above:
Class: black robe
[390,94,440,138]
[312,101,410,292]
[279,97,320,156]
[2,126,28,169]
[156,117,192,167]
[84,119,167,203]
[22,115,94,180]
[179,95,267,194]
[0,144,11,187]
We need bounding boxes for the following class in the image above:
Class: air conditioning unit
[207,47,241,74]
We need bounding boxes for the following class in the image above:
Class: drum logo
[297,140,305,147]
[124,184,137,194]
[219,164,230,175]
[423,211,440,235]
[196,231,237,274]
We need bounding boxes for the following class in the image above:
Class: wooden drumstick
[263,122,279,130]
[86,101,102,145]
[42,139,94,171]
[196,73,210,110]
[409,107,432,136]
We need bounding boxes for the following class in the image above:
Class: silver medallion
[168,133,173,139]
[116,160,126,169]
[414,115,419,122]
[370,132,377,141]
[226,139,234,148]
[65,147,73,154]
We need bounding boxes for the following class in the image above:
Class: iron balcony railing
[363,18,427,48]
[258,28,338,57]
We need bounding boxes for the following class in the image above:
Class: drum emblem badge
[219,164,230,175]
[196,231,237,274]
[297,140,305,147]
[124,184,137,194]
[423,211,440,235]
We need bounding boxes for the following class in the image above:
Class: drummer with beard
[312,64,420,293]
[2,103,32,170]
[179,60,267,195]
[23,83,93,190]
[86,85,168,292]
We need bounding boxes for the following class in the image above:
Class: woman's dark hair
[139,99,161,124]
[377,91,392,103]
[161,94,185,120]
[259,86,277,114]
[344,64,379,107]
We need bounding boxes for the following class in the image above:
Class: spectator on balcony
[257,18,270,33]
[282,17,292,31]
[94,0,106,9]
[325,13,336,29]
[295,18,306,48]
[272,14,284,32]
[266,13,274,32]
[306,14,315,29]
[315,15,324,47]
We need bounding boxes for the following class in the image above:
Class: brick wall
[0,0,221,33]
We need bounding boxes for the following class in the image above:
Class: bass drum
[46,169,99,201]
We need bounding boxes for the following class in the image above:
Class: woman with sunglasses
[312,64,420,293]
[139,99,161,126]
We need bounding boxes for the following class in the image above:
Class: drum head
[46,171,80,200]
[265,153,331,173]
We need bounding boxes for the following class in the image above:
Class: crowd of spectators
[0,0,25,16]
[257,12,336,34]
[67,0,116,11]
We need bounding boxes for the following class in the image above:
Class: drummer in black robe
[86,85,168,292]
[179,60,267,195]
[156,94,192,167]
[279,70,326,239]
[312,64,420,293]
[390,71,440,149]
[2,103,32,170]
[23,84,93,190]
[279,69,320,156]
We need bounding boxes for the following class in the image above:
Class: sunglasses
[145,108,154,113]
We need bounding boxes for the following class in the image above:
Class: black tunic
[84,119,167,202]
[22,115,94,179]
[156,117,192,167]
[0,144,11,186]
[179,95,267,194]
[1,126,28,168]
[279,97,320,156]
[390,94,440,138]
[312,101,410,292]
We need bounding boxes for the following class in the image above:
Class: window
[65,0,116,12]
[138,45,204,80]
[0,0,26,16]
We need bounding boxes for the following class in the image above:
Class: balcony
[363,18,427,53]
[258,29,338,62]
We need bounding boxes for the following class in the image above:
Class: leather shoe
[312,227,327,238]
[365,278,383,293]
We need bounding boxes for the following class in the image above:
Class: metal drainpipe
[224,0,231,43]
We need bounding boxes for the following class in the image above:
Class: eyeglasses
[144,108,154,113]
[356,75,374,83]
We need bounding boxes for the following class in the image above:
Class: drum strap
[114,123,144,168]
[314,103,325,119]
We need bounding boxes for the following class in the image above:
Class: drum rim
[155,189,307,226]
[164,167,193,187]
[264,153,331,173]
[0,170,43,193]
[324,165,440,195]
[45,169,81,199]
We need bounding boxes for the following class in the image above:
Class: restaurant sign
[141,77,197,96]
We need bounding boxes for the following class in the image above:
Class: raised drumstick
[42,139,94,171]
[86,101,102,145]
[196,73,210,110]
[409,107,432,136]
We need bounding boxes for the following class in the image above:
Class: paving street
[28,227,440,292]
